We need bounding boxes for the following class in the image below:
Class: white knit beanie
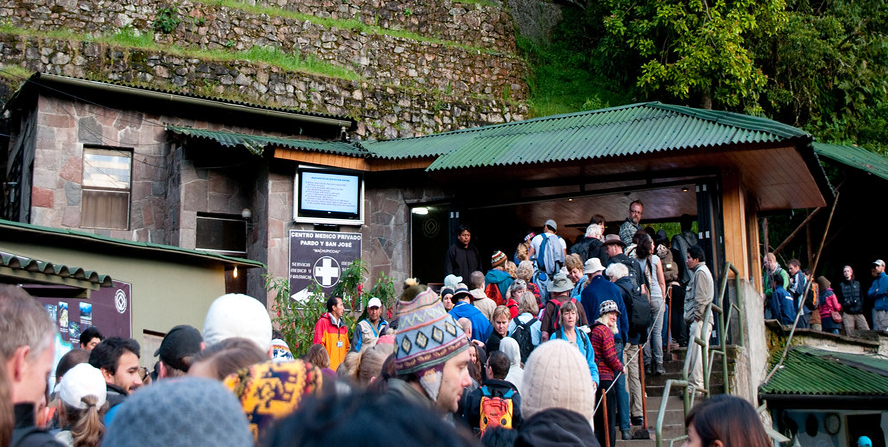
[203,293,273,352]
[520,339,595,420]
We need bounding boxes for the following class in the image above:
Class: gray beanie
[103,377,252,447]
[521,339,595,420]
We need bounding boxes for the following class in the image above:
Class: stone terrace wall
[0,34,526,139]
[254,0,516,52]
[0,0,526,107]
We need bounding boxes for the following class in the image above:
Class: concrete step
[646,383,724,397]
[614,424,687,447]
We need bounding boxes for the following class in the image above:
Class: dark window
[196,213,247,255]
[81,148,132,229]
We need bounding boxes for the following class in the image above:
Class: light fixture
[241,208,252,219]
[568,198,573,202]
[412,207,429,215]
[682,187,689,192]
[233,266,238,278]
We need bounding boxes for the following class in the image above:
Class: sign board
[288,230,362,300]
[38,280,132,345]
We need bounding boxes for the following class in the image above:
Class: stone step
[614,423,687,446]
[646,383,725,397]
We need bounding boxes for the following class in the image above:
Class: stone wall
[0,0,527,138]
[0,34,526,139]
[251,0,515,52]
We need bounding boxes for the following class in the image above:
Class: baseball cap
[367,297,382,308]
[874,260,885,267]
[59,363,107,409]
[155,325,203,371]
[858,436,872,447]
[545,219,557,231]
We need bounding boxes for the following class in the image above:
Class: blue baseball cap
[858,436,872,447]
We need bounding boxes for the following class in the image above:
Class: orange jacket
[313,313,349,371]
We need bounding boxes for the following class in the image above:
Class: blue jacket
[869,272,888,311]
[581,275,628,345]
[450,301,493,343]
[552,327,599,386]
[770,286,796,325]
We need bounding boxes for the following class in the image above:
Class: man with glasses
[620,201,644,246]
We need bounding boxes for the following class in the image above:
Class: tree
[751,0,888,154]
[586,0,786,111]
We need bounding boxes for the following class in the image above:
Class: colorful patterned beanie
[394,285,469,402]
[224,359,324,441]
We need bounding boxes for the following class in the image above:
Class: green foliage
[585,0,785,111]
[403,7,413,18]
[267,275,327,358]
[516,17,632,117]
[267,259,397,355]
[751,0,888,154]
[107,27,155,47]
[154,6,181,34]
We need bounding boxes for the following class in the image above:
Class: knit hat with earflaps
[521,339,595,420]
[394,284,469,402]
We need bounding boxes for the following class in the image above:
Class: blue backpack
[536,233,564,276]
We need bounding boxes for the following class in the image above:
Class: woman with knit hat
[590,300,624,447]
[515,340,600,447]
[550,300,600,388]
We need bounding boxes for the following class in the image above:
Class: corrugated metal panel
[398,102,809,171]
[167,126,367,157]
[0,251,112,287]
[814,142,888,181]
[759,347,888,396]
[0,219,264,268]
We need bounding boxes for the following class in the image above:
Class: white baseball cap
[367,297,382,308]
[59,363,107,409]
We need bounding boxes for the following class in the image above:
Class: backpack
[485,282,505,306]
[479,386,516,434]
[616,278,652,333]
[545,297,578,334]
[658,245,679,283]
[510,316,537,363]
[536,233,565,276]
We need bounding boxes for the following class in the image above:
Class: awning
[0,250,113,292]
[168,125,367,157]
[813,142,888,182]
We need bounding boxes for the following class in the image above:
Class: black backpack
[616,277,652,333]
[510,316,538,363]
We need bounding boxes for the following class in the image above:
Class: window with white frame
[81,147,132,230]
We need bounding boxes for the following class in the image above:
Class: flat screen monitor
[294,168,364,225]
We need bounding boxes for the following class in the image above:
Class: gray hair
[518,291,538,315]
[469,271,485,290]
[0,285,55,361]
[516,261,534,281]
[606,262,629,281]
[585,223,603,239]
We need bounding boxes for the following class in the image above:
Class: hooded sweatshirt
[515,408,600,447]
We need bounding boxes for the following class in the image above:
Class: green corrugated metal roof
[759,347,888,396]
[167,126,367,157]
[0,219,264,268]
[362,102,811,170]
[0,250,112,287]
[813,142,888,181]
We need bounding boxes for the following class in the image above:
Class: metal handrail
[654,262,744,447]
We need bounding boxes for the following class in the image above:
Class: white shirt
[531,233,566,257]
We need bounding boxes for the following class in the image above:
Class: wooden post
[602,390,610,447]
[639,353,648,429]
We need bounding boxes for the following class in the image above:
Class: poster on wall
[37,280,132,346]
[288,230,362,303]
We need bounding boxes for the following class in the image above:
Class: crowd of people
[762,253,888,336]
[0,201,800,447]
